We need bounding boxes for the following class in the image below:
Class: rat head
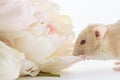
[73,24,107,59]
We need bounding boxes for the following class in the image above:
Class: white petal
[20,59,40,77]
[39,55,81,73]
[50,37,74,57]
[33,0,60,19]
[0,41,24,80]
[49,15,75,36]
[0,0,35,32]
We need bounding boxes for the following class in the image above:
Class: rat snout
[73,51,86,60]
[73,50,84,56]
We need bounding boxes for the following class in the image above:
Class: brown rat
[73,20,120,71]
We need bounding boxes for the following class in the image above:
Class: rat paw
[113,61,120,71]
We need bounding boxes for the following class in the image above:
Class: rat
[73,20,120,71]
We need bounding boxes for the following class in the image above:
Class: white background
[18,0,120,80]
[52,0,120,37]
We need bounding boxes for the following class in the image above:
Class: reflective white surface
[17,60,120,80]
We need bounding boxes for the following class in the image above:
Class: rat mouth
[73,51,89,60]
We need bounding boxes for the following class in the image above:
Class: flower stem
[38,71,60,77]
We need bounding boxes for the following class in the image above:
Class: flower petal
[20,59,40,77]
[39,55,81,73]
[0,0,35,32]
[0,41,24,80]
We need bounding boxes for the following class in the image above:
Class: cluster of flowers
[0,0,80,80]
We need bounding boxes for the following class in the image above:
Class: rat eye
[80,40,86,45]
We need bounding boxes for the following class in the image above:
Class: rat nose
[73,51,86,60]
[73,52,86,60]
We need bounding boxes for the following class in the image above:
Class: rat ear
[92,25,107,39]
